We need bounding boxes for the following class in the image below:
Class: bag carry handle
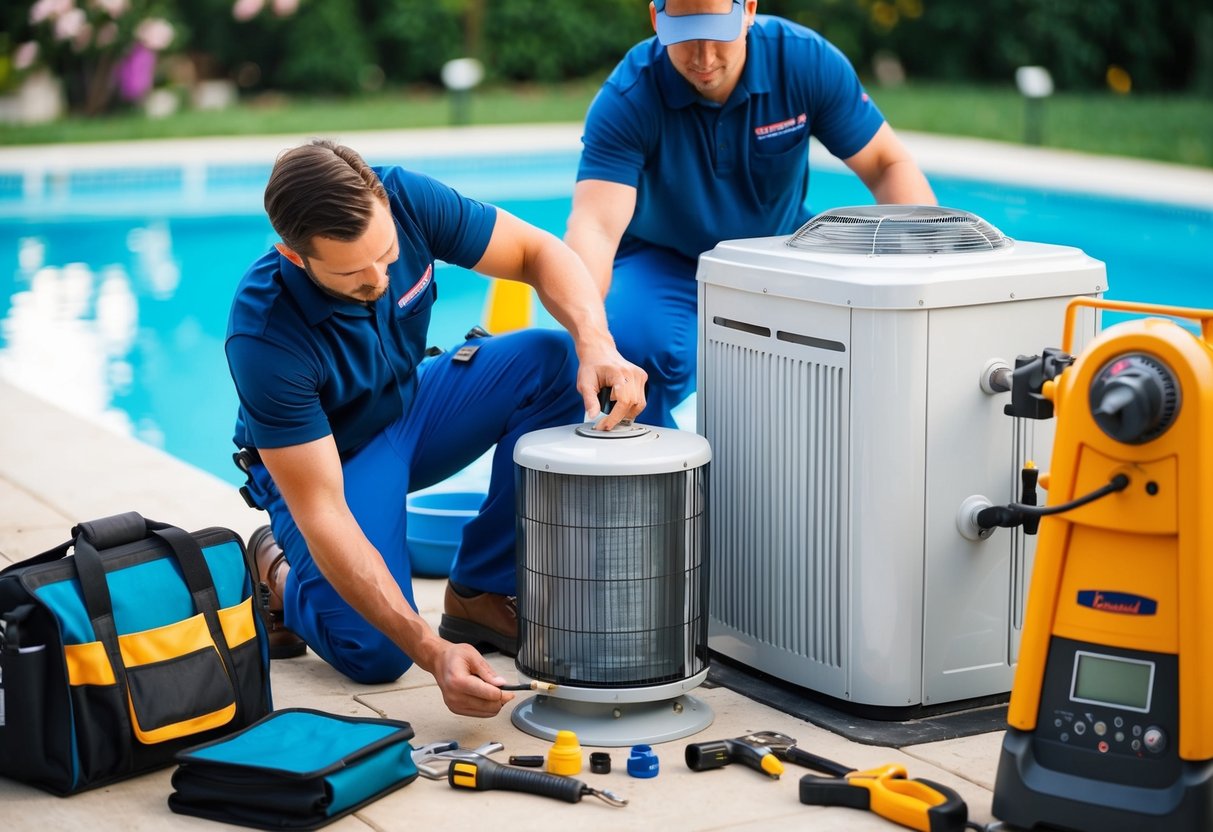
[75,511,150,550]
[2,511,165,574]
[71,514,222,621]
[69,514,251,762]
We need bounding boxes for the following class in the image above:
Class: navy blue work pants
[604,244,699,429]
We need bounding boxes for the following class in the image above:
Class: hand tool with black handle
[448,754,627,807]
[685,737,784,778]
[726,731,969,831]
[799,762,968,832]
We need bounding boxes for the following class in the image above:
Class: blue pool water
[1,150,1210,486]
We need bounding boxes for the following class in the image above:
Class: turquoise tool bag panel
[0,512,272,794]
[169,708,418,830]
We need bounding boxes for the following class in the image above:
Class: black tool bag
[0,512,272,794]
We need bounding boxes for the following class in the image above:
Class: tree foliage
[768,0,1212,93]
[8,0,1211,114]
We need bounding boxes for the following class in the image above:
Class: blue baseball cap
[653,0,745,45]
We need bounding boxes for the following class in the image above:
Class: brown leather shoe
[244,526,307,660]
[438,583,518,656]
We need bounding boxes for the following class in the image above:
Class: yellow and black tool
[992,298,1213,831]
[447,754,627,807]
[685,734,785,779]
[797,754,968,832]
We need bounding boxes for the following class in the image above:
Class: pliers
[411,739,505,780]
[735,732,970,832]
[797,756,969,832]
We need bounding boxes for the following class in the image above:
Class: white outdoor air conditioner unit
[697,205,1106,712]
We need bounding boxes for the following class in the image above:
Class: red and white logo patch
[754,113,808,141]
[397,263,433,309]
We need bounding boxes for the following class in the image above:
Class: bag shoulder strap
[71,534,137,774]
[1,540,72,575]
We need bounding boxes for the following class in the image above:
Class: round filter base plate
[510,694,714,747]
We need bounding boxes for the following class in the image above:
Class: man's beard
[300,257,388,305]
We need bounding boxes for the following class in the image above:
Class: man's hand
[472,210,647,431]
[578,346,648,431]
[430,641,516,718]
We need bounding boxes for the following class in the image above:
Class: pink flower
[72,21,94,52]
[29,0,73,26]
[115,42,155,101]
[91,0,130,18]
[134,17,174,51]
[13,41,40,71]
[232,0,264,22]
[53,7,87,41]
[271,0,299,16]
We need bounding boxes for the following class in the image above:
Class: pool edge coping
[0,124,1210,211]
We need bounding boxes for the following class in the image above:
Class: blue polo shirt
[226,166,496,457]
[578,15,885,261]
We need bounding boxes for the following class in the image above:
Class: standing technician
[565,0,935,427]
[227,139,645,717]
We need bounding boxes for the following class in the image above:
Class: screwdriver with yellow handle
[448,754,627,807]
[799,762,970,832]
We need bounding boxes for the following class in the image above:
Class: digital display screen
[1071,651,1154,712]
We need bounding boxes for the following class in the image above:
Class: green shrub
[484,0,651,82]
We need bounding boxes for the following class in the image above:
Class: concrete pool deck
[0,378,1005,831]
[1,127,1211,830]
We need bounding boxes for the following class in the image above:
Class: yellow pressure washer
[990,298,1213,831]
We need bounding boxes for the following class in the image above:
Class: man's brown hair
[264,139,388,257]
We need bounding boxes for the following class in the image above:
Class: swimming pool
[1,145,1211,486]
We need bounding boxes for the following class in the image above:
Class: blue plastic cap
[627,744,660,778]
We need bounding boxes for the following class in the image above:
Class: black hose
[1008,473,1130,517]
[977,473,1130,531]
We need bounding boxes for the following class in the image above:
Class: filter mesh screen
[515,467,709,687]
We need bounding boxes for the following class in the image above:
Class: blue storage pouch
[169,708,417,830]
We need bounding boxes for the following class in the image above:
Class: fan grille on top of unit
[787,205,1013,255]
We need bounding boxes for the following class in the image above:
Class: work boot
[438,583,518,656]
[244,526,308,660]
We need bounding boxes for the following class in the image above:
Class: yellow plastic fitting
[547,729,583,776]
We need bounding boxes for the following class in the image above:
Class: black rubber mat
[705,655,1009,747]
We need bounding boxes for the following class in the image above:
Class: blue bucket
[406,491,484,578]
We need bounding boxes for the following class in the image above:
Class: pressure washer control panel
[1035,637,1179,789]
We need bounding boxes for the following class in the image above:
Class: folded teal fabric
[169,708,417,830]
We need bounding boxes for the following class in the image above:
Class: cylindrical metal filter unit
[514,423,712,689]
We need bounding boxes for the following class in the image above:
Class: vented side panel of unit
[705,337,848,672]
[516,469,708,688]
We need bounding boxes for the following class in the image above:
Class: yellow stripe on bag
[218,597,257,650]
[130,700,237,745]
[64,641,116,686]
[119,613,214,667]
[65,601,257,688]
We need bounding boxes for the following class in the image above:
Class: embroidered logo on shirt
[397,264,433,309]
[754,113,807,141]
